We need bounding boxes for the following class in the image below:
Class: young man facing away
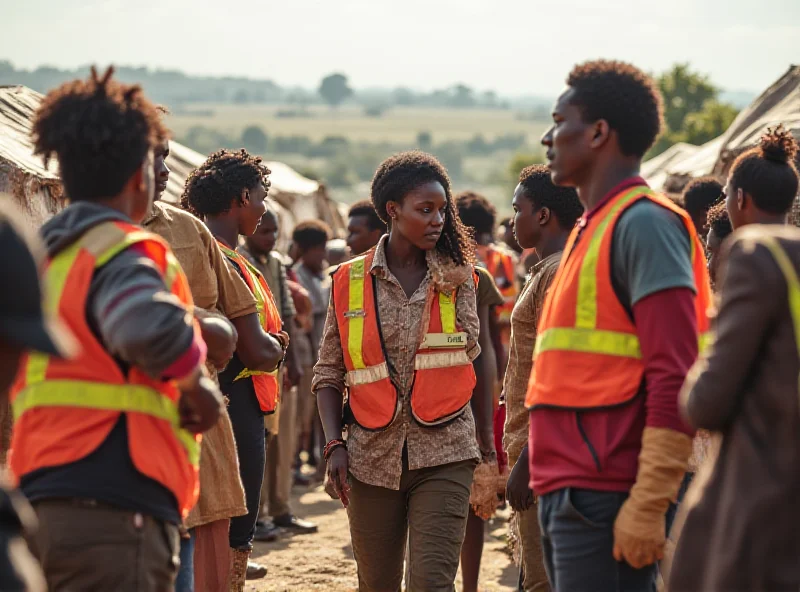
[11,68,224,591]
[526,60,711,591]
[503,165,583,592]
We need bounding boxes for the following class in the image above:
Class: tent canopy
[713,64,800,175]
[0,86,63,226]
[0,85,347,241]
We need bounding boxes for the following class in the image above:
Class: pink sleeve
[632,287,696,435]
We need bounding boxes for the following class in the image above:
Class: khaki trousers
[347,457,476,592]
[516,505,550,591]
[30,500,179,592]
[262,384,299,518]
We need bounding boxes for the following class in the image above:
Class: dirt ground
[249,484,519,592]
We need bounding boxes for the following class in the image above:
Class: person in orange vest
[314,151,493,590]
[669,127,800,591]
[346,200,386,257]
[526,60,711,591]
[182,149,287,590]
[11,68,225,591]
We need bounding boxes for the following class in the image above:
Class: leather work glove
[613,427,692,569]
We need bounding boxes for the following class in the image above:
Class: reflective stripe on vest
[13,381,199,465]
[12,223,200,466]
[342,257,459,385]
[216,242,281,411]
[335,250,475,429]
[756,236,800,397]
[534,186,710,359]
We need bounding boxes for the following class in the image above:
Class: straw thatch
[0,86,64,227]
[0,85,348,243]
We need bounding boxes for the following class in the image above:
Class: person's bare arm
[195,309,238,370]
[230,313,284,372]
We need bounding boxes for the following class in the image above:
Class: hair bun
[759,125,798,164]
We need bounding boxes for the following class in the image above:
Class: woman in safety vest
[183,149,288,590]
[670,127,800,591]
[314,151,494,591]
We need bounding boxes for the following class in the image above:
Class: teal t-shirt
[611,199,696,312]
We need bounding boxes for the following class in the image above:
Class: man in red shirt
[527,60,704,591]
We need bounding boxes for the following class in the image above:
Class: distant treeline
[0,60,552,112]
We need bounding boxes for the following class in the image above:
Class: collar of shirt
[578,176,648,229]
[525,250,562,283]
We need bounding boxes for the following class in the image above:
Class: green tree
[416,131,433,151]
[648,63,739,157]
[241,126,268,153]
[507,152,546,188]
[450,84,476,108]
[318,73,353,108]
[658,63,718,133]
[679,100,739,145]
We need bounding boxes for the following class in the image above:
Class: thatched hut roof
[0,85,347,242]
[0,86,64,226]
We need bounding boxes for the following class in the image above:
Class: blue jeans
[175,529,195,592]
[538,488,657,592]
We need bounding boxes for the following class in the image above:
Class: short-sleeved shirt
[529,179,696,495]
[143,201,257,319]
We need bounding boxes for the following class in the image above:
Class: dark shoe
[246,560,267,580]
[272,513,318,534]
[293,473,311,487]
[253,521,280,542]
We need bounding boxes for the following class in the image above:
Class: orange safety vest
[484,246,518,323]
[332,250,476,430]
[217,242,282,414]
[10,221,201,518]
[525,186,712,410]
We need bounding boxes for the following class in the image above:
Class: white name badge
[420,332,468,349]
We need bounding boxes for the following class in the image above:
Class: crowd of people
[0,56,799,592]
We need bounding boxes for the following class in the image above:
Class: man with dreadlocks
[526,61,711,591]
[10,67,224,590]
[314,151,493,590]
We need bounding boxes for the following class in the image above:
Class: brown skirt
[193,519,230,592]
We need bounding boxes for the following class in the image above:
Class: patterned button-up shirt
[312,236,481,490]
[502,251,562,467]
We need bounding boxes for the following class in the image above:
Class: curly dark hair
[706,201,732,240]
[519,165,584,229]
[729,126,799,215]
[292,220,332,251]
[566,60,664,158]
[682,177,723,220]
[371,151,474,265]
[32,66,168,201]
[455,191,496,236]
[348,200,386,232]
[181,149,271,217]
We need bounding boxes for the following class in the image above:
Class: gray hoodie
[41,202,195,377]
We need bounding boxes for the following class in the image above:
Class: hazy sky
[3,0,799,95]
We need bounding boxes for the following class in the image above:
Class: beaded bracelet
[323,438,346,461]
